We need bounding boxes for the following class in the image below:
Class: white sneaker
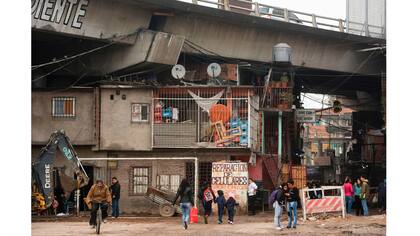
[276,227,282,230]
[103,219,107,223]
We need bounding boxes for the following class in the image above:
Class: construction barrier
[300,186,346,221]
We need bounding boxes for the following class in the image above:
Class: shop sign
[296,109,316,123]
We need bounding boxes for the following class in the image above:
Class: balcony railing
[179,0,385,38]
[253,86,293,110]
[152,88,254,148]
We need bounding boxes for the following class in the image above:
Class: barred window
[52,97,75,117]
[157,174,181,193]
[131,167,150,195]
[132,103,149,122]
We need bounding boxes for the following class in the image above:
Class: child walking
[215,190,226,224]
[226,192,238,224]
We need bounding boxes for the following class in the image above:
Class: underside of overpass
[32,0,385,112]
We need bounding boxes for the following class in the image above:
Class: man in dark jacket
[110,177,121,218]
[285,179,299,229]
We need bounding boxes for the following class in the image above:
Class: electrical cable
[301,93,380,111]
[32,29,143,70]
[46,72,88,92]
[327,51,377,94]
[185,42,383,80]
[301,92,384,136]
[32,42,117,70]
[32,58,79,82]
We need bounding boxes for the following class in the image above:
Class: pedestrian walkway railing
[300,186,346,221]
[179,0,385,39]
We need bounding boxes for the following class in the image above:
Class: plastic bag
[190,207,198,223]
[372,194,378,204]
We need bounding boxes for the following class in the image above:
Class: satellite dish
[207,63,221,78]
[171,64,186,79]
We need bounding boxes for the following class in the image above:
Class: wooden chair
[211,121,242,144]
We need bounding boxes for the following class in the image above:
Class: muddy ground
[32,212,386,236]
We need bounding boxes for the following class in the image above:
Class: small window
[131,167,150,195]
[52,97,75,117]
[157,174,181,193]
[132,103,149,122]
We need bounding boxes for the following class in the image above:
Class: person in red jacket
[343,176,354,214]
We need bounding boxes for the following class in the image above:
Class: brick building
[32,84,296,214]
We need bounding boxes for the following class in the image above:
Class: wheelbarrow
[145,187,182,217]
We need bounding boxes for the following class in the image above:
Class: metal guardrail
[180,0,385,38]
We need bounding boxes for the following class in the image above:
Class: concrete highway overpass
[32,0,385,101]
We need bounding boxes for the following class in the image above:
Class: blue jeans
[217,206,224,222]
[287,201,297,227]
[273,201,283,227]
[361,199,368,216]
[345,196,353,214]
[180,203,191,224]
[112,198,119,217]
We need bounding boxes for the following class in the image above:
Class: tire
[96,207,102,234]
[159,203,175,217]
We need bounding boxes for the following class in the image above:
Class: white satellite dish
[207,63,221,78]
[171,64,186,79]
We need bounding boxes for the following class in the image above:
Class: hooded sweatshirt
[215,191,226,210]
[226,197,237,210]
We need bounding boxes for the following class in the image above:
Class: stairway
[262,155,278,187]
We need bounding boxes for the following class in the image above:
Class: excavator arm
[32,130,89,210]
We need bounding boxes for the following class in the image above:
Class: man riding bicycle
[86,179,112,228]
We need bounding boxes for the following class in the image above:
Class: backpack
[276,189,285,205]
[203,189,214,202]
[268,189,279,205]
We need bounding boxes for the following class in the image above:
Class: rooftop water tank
[272,43,292,64]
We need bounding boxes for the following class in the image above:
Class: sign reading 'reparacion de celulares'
[212,161,248,214]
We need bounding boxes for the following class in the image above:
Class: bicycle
[94,202,108,234]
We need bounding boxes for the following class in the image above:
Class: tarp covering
[188,89,225,113]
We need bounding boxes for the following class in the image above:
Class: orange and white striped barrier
[301,186,346,221]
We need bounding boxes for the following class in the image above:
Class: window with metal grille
[157,174,181,193]
[52,97,75,117]
[132,103,149,122]
[130,167,150,195]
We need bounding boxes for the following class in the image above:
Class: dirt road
[32,213,386,236]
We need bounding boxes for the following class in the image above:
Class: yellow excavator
[32,130,89,212]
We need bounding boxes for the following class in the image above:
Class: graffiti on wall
[211,161,248,214]
[32,0,89,29]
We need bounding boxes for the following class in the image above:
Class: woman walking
[343,177,354,214]
[353,178,363,216]
[173,179,194,230]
